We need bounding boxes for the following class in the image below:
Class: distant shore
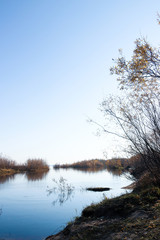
[0,158,49,177]
[53,158,131,171]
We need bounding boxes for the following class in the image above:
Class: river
[0,167,132,240]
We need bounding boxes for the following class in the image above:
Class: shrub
[0,157,16,169]
[25,159,49,172]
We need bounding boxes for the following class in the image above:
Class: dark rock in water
[86,187,110,192]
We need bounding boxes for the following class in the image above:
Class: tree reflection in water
[25,171,48,181]
[54,167,106,173]
[0,174,15,184]
[106,168,123,176]
[47,177,75,206]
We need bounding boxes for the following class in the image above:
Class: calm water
[0,167,132,240]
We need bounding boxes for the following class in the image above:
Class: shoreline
[0,168,49,177]
[0,168,18,176]
[46,186,160,240]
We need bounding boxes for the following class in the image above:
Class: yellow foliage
[111,38,160,101]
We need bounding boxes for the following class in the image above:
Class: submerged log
[86,187,110,192]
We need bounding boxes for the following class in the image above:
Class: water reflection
[25,171,48,181]
[0,168,132,240]
[106,168,123,176]
[54,167,125,176]
[71,167,105,173]
[54,167,105,173]
[47,177,75,206]
[0,174,15,184]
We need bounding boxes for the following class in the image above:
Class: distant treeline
[106,157,137,170]
[54,156,142,175]
[0,157,49,175]
[54,157,137,170]
[54,159,106,170]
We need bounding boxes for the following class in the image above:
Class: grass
[0,168,17,176]
[82,186,160,218]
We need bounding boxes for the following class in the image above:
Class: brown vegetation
[25,159,49,172]
[0,157,16,169]
[54,158,134,171]
[53,159,107,170]
[106,158,129,170]
[0,156,49,176]
[54,157,143,178]
[0,168,16,176]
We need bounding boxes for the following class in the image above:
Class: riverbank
[0,168,17,176]
[46,186,160,240]
[0,158,49,177]
[0,167,49,177]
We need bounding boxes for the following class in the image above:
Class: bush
[0,157,16,169]
[25,159,49,172]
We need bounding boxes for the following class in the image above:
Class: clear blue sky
[0,0,160,164]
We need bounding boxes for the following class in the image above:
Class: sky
[0,0,160,164]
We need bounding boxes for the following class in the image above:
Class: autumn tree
[96,37,160,184]
[110,39,160,100]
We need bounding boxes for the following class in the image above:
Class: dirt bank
[46,187,160,240]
